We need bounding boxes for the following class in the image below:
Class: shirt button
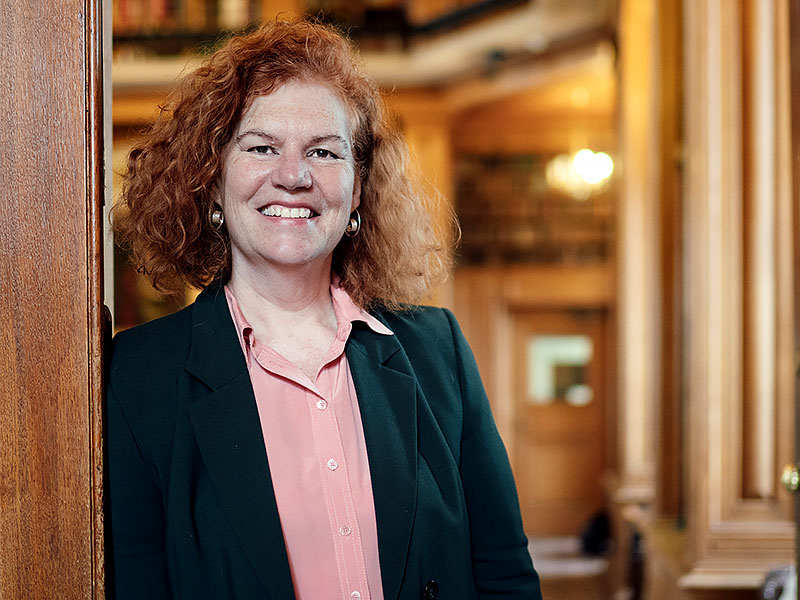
[350,592,361,600]
[339,525,352,536]
[327,458,339,471]
[316,399,328,410]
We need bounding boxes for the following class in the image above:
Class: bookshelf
[113,0,301,59]
[454,154,614,266]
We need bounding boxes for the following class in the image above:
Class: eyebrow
[309,134,350,149]
[235,130,350,149]
[235,129,276,144]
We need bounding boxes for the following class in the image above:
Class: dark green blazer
[107,285,542,600]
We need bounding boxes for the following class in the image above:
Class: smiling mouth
[258,204,317,219]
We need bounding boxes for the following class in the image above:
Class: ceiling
[114,0,616,90]
[113,0,617,131]
[360,0,616,87]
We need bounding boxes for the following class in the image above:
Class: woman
[109,20,542,600]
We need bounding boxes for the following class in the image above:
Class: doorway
[511,308,609,537]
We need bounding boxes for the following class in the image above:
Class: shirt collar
[330,278,393,337]
[224,279,393,356]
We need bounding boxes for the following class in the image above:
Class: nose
[272,152,311,191]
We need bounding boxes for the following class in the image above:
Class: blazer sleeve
[443,309,543,600]
[106,378,171,599]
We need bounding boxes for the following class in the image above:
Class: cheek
[221,165,265,206]
[321,169,358,206]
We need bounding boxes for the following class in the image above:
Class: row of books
[113,0,259,35]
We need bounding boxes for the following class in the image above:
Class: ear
[211,181,224,210]
[351,173,361,211]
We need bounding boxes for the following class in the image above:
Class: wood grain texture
[0,0,104,597]
[680,0,793,584]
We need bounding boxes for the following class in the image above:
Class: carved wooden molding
[683,0,794,582]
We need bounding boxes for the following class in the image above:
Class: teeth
[259,205,312,218]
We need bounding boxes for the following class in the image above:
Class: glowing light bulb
[572,149,613,184]
[546,149,614,199]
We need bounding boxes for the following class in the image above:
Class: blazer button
[422,580,438,600]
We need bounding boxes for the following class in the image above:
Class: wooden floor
[529,537,611,600]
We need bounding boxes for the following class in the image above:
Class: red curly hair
[113,19,453,308]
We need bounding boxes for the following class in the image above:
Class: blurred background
[109,1,799,599]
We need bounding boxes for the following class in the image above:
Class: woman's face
[217,79,360,279]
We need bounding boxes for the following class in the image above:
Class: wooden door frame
[0,0,106,595]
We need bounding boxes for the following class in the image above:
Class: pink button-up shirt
[225,283,392,600]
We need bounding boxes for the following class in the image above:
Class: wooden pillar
[681,0,793,591]
[615,0,660,506]
[791,0,800,570]
[385,90,455,308]
[609,3,663,596]
[0,0,105,596]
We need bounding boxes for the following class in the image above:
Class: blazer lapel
[184,286,295,600]
[347,323,419,600]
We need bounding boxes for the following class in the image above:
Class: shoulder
[373,304,461,351]
[374,304,484,396]
[371,304,473,386]
[108,302,195,395]
[106,304,199,462]
[110,303,193,368]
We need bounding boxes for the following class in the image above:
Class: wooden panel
[0,0,105,597]
[682,0,793,584]
[512,309,608,536]
[740,0,794,504]
[452,264,615,481]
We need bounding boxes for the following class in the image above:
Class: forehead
[238,79,354,136]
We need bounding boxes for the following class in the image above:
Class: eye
[308,148,340,159]
[248,145,277,155]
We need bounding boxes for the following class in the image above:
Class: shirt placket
[310,362,371,600]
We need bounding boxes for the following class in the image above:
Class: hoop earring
[345,209,361,238]
[210,205,225,229]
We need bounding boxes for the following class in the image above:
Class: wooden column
[385,90,455,308]
[0,0,105,596]
[791,0,800,570]
[608,3,664,596]
[615,0,660,505]
[681,0,793,590]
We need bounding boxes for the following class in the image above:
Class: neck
[226,257,338,343]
